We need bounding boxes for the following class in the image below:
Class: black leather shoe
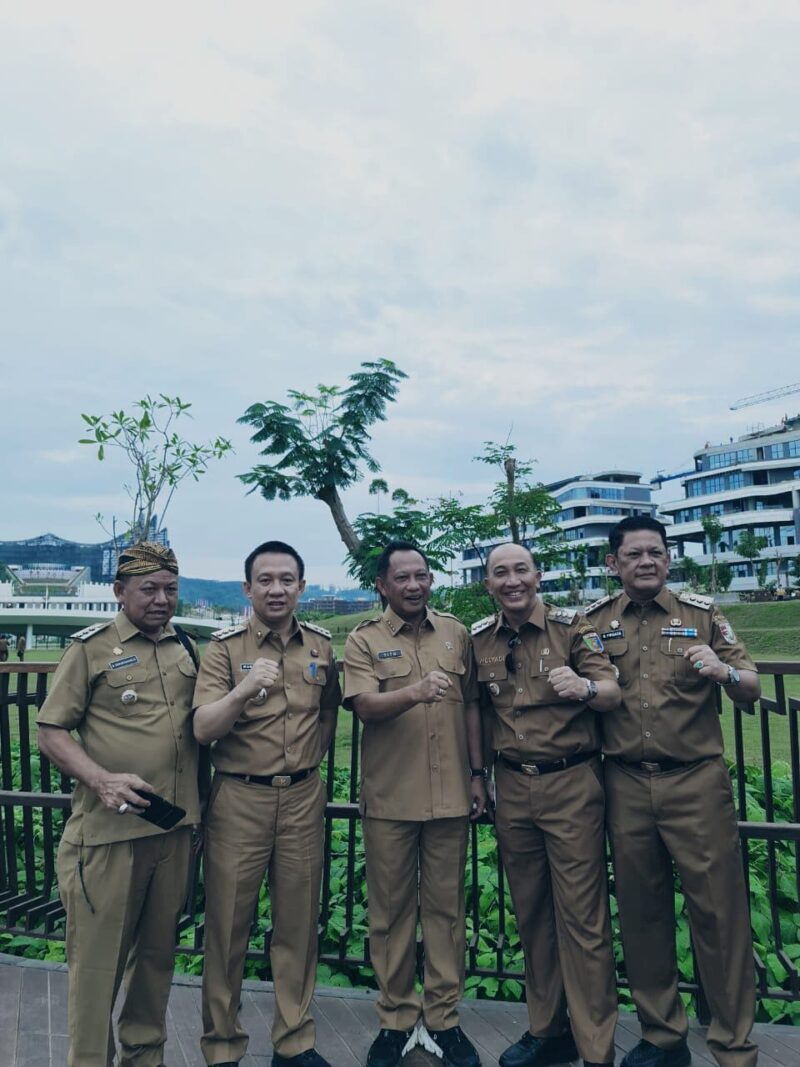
[273,1050,332,1067]
[499,1032,578,1067]
[621,1039,690,1067]
[428,1026,481,1067]
[367,1029,414,1067]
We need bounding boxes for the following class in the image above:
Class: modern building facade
[0,523,169,583]
[456,470,658,600]
[659,415,800,591]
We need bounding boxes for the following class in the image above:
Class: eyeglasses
[505,634,521,674]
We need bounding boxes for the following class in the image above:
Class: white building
[455,470,658,601]
[659,415,800,591]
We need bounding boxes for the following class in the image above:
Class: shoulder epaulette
[430,607,459,621]
[300,620,332,640]
[353,616,381,631]
[677,591,713,611]
[471,614,497,636]
[584,592,621,615]
[548,606,577,624]
[211,623,248,641]
[70,621,112,642]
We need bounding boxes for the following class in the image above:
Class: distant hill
[179,577,372,613]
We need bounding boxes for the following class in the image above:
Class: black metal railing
[1,660,798,1020]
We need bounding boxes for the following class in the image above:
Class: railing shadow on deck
[1,659,799,1025]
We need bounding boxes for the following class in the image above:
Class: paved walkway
[1,957,798,1067]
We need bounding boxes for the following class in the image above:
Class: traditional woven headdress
[115,541,179,579]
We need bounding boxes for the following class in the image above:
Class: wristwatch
[725,665,741,686]
[584,679,599,702]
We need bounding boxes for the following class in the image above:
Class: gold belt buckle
[520,762,540,776]
[271,775,292,788]
[641,761,661,774]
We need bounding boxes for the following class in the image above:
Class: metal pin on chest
[121,689,138,706]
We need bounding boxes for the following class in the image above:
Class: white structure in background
[455,471,659,602]
[659,414,800,591]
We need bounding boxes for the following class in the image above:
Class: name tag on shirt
[377,649,403,659]
[600,629,624,640]
[109,656,139,670]
[240,663,253,671]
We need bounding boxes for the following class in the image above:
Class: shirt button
[517,688,524,694]
[162,671,167,677]
[645,731,651,738]
[489,672,495,679]
[432,765,439,771]
[287,712,293,719]
[642,645,648,651]
[126,674,133,680]
[513,710,520,718]
[642,619,648,625]
[517,733,524,740]
[286,682,292,688]
[642,673,649,679]
[169,700,175,706]
[642,702,649,709]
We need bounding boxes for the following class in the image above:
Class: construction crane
[730,382,800,410]
[650,467,696,487]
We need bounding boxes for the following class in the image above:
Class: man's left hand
[548,666,588,701]
[684,644,727,683]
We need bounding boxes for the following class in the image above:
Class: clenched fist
[415,670,452,704]
[238,657,281,703]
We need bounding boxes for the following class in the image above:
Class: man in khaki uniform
[37,542,200,1067]
[193,540,340,1067]
[473,543,620,1067]
[16,633,26,660]
[586,516,760,1067]
[0,634,8,661]
[343,541,487,1067]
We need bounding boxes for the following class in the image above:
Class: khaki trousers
[201,771,325,1064]
[58,827,192,1067]
[605,757,757,1067]
[494,757,617,1064]
[362,816,469,1031]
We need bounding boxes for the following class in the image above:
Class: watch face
[728,667,741,684]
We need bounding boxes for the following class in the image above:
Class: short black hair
[608,516,668,556]
[375,540,430,581]
[485,542,538,573]
[244,540,305,583]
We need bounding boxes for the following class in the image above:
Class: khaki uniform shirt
[472,599,616,762]
[585,587,756,763]
[343,607,478,821]
[193,615,341,776]
[37,612,200,846]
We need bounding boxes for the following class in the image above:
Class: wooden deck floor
[1,956,798,1067]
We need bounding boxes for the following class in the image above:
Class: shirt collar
[496,596,547,634]
[116,610,177,643]
[250,613,302,647]
[620,587,672,615]
[382,605,434,636]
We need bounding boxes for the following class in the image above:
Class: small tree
[570,544,590,605]
[475,440,561,545]
[701,514,724,594]
[238,360,407,555]
[79,395,232,545]
[736,531,769,585]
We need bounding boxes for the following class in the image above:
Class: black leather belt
[497,750,598,777]
[221,769,314,788]
[614,757,706,774]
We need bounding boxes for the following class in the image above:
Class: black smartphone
[132,789,186,830]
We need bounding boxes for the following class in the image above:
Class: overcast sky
[2,2,799,585]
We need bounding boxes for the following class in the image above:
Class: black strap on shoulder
[173,624,199,670]
[172,623,211,816]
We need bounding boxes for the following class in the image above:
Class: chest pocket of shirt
[603,638,628,660]
[374,656,412,692]
[436,655,465,701]
[659,639,701,686]
[477,662,512,705]
[103,666,149,714]
[302,665,327,686]
[527,654,566,703]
